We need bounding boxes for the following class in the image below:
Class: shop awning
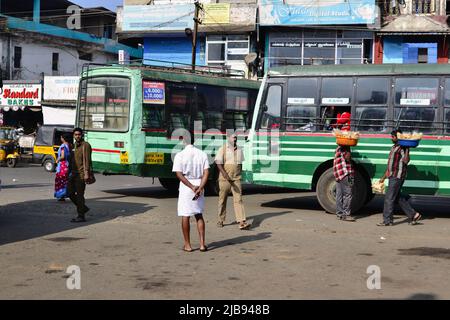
[380,15,450,34]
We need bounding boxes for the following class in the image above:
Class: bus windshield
[78,77,131,132]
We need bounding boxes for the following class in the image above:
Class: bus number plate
[145,152,164,165]
[120,151,129,164]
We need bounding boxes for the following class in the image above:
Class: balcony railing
[413,0,436,13]
[380,0,437,16]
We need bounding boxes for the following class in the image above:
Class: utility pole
[191,1,202,72]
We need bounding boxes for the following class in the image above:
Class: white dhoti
[177,178,205,217]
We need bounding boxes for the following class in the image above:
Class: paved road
[1,164,449,299]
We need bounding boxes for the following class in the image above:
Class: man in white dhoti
[172,139,210,252]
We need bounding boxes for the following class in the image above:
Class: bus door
[250,80,285,185]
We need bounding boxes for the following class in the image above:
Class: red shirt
[387,144,408,180]
[333,146,354,181]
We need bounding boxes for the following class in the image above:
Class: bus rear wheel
[316,167,368,214]
[158,178,179,193]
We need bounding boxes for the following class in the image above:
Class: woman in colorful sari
[54,134,72,201]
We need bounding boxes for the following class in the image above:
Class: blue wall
[383,37,403,64]
[383,36,438,64]
[144,37,205,67]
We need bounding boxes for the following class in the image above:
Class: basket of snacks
[372,181,385,194]
[333,129,360,147]
[397,131,422,148]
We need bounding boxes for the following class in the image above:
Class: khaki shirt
[215,144,244,181]
[72,141,92,179]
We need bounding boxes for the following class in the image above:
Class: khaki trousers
[218,179,246,223]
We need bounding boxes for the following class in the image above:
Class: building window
[418,48,428,63]
[78,51,93,61]
[268,31,373,69]
[14,46,22,69]
[206,35,250,66]
[52,53,59,71]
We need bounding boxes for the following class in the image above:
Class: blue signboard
[143,81,165,105]
[259,0,376,26]
[123,4,195,32]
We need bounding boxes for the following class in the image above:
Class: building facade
[0,0,142,131]
[375,0,450,64]
[119,0,258,78]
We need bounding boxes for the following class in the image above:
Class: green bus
[244,64,450,213]
[76,63,260,191]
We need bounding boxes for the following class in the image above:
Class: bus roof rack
[81,59,246,79]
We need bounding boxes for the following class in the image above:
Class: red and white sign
[1,83,42,107]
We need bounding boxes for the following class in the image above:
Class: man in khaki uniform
[215,133,250,230]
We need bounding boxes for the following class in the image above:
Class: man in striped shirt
[378,129,422,226]
[333,145,356,221]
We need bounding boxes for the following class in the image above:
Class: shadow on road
[1,183,53,189]
[260,193,450,220]
[0,198,154,246]
[247,211,293,229]
[207,232,272,251]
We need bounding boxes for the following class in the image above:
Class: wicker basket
[336,136,358,147]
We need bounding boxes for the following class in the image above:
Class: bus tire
[158,178,179,193]
[316,167,368,214]
[205,180,220,196]
[43,158,56,172]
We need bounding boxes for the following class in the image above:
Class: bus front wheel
[316,167,368,214]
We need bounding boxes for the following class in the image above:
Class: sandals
[239,222,251,230]
[200,246,208,252]
[410,213,422,225]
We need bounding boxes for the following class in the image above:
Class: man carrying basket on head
[333,144,356,222]
[377,129,422,226]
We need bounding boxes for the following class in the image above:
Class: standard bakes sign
[1,83,42,107]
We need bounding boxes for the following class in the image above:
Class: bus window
[224,89,254,130]
[443,78,450,134]
[143,105,164,128]
[166,83,193,133]
[320,78,353,130]
[394,77,439,133]
[354,77,389,132]
[79,77,130,131]
[286,78,318,131]
[260,85,282,130]
[197,85,225,131]
[286,106,317,131]
[321,77,353,105]
[354,107,387,132]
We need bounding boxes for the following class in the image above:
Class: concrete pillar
[33,0,40,23]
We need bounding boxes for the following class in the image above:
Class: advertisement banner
[1,83,42,107]
[123,4,195,32]
[44,76,79,101]
[259,0,376,26]
[143,81,165,105]
[203,3,230,25]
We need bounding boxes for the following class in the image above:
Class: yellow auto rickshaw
[0,126,20,168]
[32,125,74,172]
